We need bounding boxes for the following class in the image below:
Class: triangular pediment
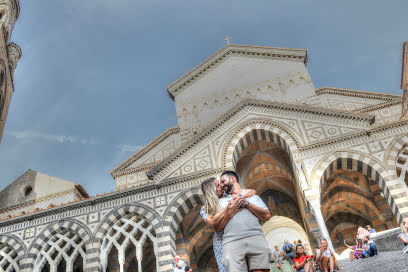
[167,44,308,100]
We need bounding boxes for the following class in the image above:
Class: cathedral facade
[1,6,408,270]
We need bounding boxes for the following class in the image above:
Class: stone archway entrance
[263,216,311,253]
[320,160,399,251]
[233,129,315,252]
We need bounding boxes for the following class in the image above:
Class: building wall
[0,0,20,143]
[0,104,408,271]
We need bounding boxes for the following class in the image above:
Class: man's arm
[244,195,271,221]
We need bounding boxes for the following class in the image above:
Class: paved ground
[270,251,408,272]
[338,250,408,272]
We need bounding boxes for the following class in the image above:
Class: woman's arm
[241,189,256,198]
[400,235,408,244]
[295,259,305,269]
[206,198,244,232]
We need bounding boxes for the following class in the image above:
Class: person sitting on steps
[315,238,335,272]
[293,244,314,272]
[398,219,408,254]
[362,235,378,258]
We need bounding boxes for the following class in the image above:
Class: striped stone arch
[23,220,92,272]
[0,234,26,272]
[162,188,203,254]
[385,133,408,171]
[311,151,408,224]
[385,134,408,189]
[222,119,301,169]
[91,204,161,271]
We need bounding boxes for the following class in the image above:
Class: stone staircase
[338,250,408,272]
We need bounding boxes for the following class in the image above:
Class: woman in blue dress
[200,177,255,272]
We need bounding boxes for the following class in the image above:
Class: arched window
[101,214,158,272]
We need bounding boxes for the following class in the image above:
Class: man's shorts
[222,235,271,272]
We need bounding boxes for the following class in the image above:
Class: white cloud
[6,130,100,145]
[116,144,143,153]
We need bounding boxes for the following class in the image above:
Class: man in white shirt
[173,255,185,272]
[219,170,271,272]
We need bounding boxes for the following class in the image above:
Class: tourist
[200,177,256,272]
[273,245,283,272]
[293,244,314,272]
[173,256,185,272]
[313,247,319,271]
[218,170,271,272]
[362,235,378,257]
[344,239,364,261]
[366,225,376,233]
[283,239,296,272]
[398,219,408,254]
[315,238,335,272]
[357,226,370,239]
[297,239,308,255]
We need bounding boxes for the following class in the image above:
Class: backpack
[283,243,293,253]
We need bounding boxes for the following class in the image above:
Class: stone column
[156,227,177,272]
[309,199,335,252]
[136,244,143,272]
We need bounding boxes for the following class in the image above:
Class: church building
[0,2,408,271]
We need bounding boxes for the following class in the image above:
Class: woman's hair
[401,219,408,234]
[201,178,220,216]
[356,238,363,248]
[294,244,305,259]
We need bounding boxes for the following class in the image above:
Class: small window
[24,186,32,196]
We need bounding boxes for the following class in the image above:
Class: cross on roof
[224,35,232,45]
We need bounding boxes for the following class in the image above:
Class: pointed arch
[91,204,161,272]
[162,188,204,255]
[221,119,302,170]
[26,219,91,272]
[0,234,25,272]
[311,151,408,224]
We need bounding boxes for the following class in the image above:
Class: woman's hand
[227,197,244,216]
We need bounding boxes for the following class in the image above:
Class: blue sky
[0,0,407,195]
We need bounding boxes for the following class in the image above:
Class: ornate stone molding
[147,99,374,179]
[167,44,307,100]
[7,41,20,78]
[297,119,408,159]
[0,0,19,41]
[316,87,401,101]
[354,99,402,113]
[0,188,84,215]
[0,168,221,232]
[111,127,179,177]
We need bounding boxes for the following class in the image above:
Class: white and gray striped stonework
[312,151,408,224]
[2,128,408,271]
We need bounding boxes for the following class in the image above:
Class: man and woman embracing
[200,170,272,272]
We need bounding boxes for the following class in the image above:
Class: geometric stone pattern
[0,235,25,272]
[100,214,157,272]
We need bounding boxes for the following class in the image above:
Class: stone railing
[370,228,404,251]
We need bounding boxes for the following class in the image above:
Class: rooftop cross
[224,35,232,45]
